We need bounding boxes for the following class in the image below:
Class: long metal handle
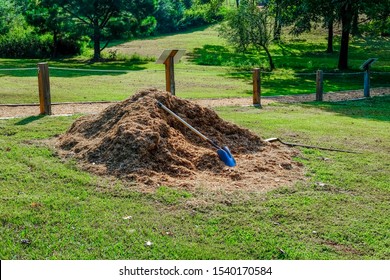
[157,101,220,149]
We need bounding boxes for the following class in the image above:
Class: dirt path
[1,88,388,119]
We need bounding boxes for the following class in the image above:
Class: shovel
[157,101,236,167]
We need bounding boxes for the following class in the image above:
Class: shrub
[0,31,53,58]
[101,50,155,63]
[153,0,225,34]
[55,37,84,56]
[154,0,187,33]
[0,28,85,58]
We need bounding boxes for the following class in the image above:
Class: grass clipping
[56,89,304,191]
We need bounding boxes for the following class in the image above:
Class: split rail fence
[0,63,389,115]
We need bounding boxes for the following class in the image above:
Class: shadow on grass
[188,44,370,96]
[15,115,46,126]
[226,70,372,97]
[188,44,263,68]
[300,95,390,122]
[188,43,340,71]
[0,57,149,78]
[188,36,390,71]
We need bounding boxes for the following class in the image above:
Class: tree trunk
[93,18,101,61]
[338,4,353,70]
[326,18,334,53]
[338,26,350,70]
[236,0,240,8]
[273,7,281,41]
[52,30,58,58]
[351,12,360,37]
[263,45,275,71]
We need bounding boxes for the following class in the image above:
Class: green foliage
[139,16,158,36]
[153,0,225,34]
[24,0,84,57]
[0,28,53,58]
[0,1,42,58]
[265,0,390,69]
[0,0,19,35]
[0,0,85,58]
[153,0,187,33]
[100,50,155,63]
[285,0,335,36]
[360,20,390,37]
[220,0,275,70]
[189,0,225,23]
[0,0,228,59]
[37,0,158,60]
[362,0,390,36]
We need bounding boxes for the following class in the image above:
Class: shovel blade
[217,146,236,167]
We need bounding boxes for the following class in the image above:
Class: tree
[0,0,24,35]
[266,0,299,42]
[288,0,336,53]
[336,0,355,70]
[283,0,371,69]
[220,0,275,70]
[362,0,390,36]
[54,0,156,61]
[326,0,388,69]
[153,0,186,33]
[331,0,384,69]
[25,0,81,57]
[269,0,282,41]
[290,0,388,70]
[287,0,357,69]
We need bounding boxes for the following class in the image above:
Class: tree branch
[100,39,111,53]
[62,6,92,26]
[100,9,115,29]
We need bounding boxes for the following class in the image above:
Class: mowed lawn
[1,96,389,259]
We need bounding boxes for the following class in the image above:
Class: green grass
[1,25,389,104]
[1,96,389,259]
[108,25,226,61]
[0,58,252,103]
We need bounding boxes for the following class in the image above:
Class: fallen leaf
[31,202,42,208]
[122,216,132,220]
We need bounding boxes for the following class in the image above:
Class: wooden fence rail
[9,62,382,114]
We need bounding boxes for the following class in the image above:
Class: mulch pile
[56,88,304,191]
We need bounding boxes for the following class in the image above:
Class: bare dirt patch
[55,89,305,192]
[0,102,114,119]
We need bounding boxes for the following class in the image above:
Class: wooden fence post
[252,68,261,107]
[316,70,323,101]
[363,69,370,97]
[156,49,185,96]
[37,62,52,115]
[165,50,178,95]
